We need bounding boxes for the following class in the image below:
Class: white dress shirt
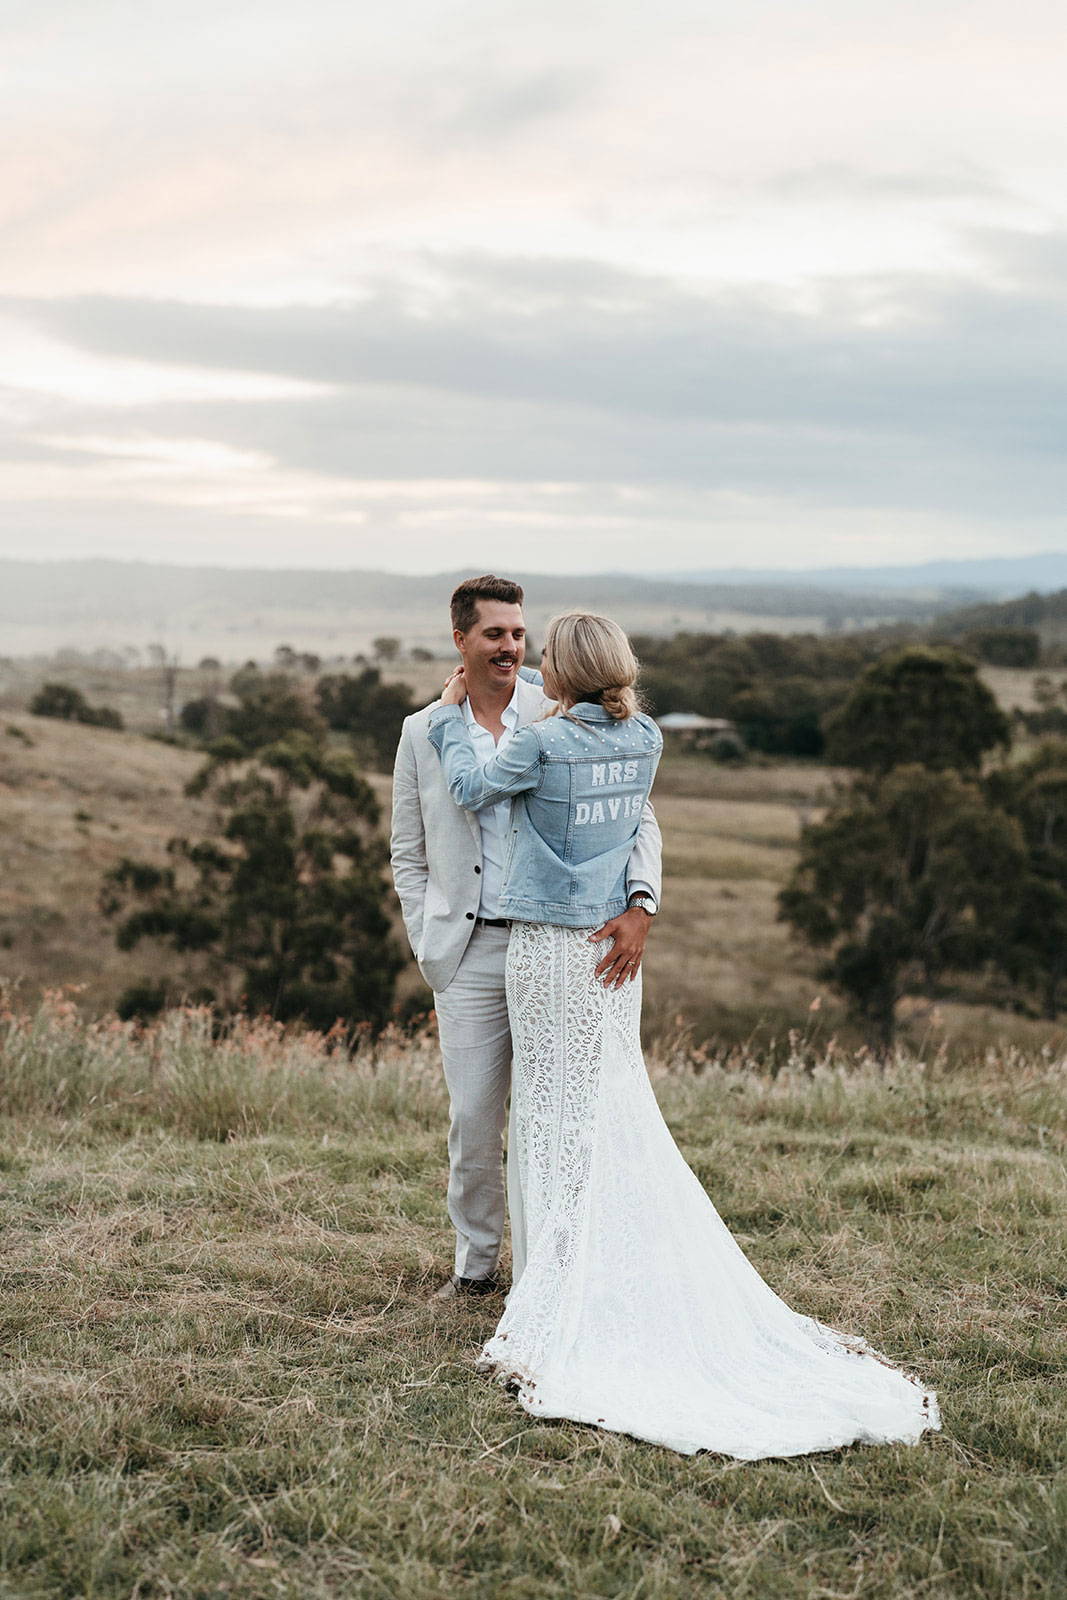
[463,688,520,919]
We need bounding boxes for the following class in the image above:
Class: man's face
[454,600,527,693]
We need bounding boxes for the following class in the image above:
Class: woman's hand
[440,666,468,706]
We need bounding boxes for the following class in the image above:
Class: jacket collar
[565,700,614,722]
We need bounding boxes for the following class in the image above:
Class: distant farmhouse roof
[656,712,735,732]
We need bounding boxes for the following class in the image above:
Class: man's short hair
[450,575,524,635]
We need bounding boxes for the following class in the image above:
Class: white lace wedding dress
[478,923,941,1460]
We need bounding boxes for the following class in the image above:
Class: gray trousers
[433,923,513,1279]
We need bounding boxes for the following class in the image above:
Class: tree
[779,766,1025,1049]
[178,667,331,758]
[823,646,1010,775]
[317,668,414,769]
[729,677,832,757]
[179,695,227,741]
[224,668,326,753]
[372,636,401,663]
[100,736,404,1032]
[962,627,1041,669]
[632,628,894,759]
[988,741,1067,1017]
[275,645,321,673]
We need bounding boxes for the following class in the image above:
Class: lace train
[479,923,941,1460]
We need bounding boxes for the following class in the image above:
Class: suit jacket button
[474,865,481,874]
[466,912,475,920]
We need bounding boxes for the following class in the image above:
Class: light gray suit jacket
[390,675,663,993]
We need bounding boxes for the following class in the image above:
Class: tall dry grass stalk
[2,988,1063,1153]
[0,989,447,1141]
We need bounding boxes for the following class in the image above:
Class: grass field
[0,1000,1063,1598]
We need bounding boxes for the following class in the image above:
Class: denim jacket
[426,700,663,927]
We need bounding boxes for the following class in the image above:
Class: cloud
[404,63,593,145]
[763,163,1011,204]
[969,225,1067,291]
[6,238,1067,509]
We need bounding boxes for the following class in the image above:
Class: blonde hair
[542,611,640,721]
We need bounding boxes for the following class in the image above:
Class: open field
[0,1002,1063,1598]
[979,667,1046,715]
[5,705,1067,1056]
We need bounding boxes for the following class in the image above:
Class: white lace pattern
[478,923,942,1460]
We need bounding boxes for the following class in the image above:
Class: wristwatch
[627,893,658,916]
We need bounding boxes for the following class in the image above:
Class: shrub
[116,981,168,1023]
[29,682,124,730]
[709,731,747,764]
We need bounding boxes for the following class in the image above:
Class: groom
[390,575,662,1301]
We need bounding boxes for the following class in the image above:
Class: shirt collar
[462,685,520,729]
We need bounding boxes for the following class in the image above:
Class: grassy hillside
[0,712,431,1022]
[0,715,210,1015]
[0,1003,1063,1597]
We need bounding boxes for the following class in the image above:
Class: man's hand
[440,667,468,705]
[589,906,653,988]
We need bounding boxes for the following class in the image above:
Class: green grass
[1,1000,1064,1598]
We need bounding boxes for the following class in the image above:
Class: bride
[427,610,940,1460]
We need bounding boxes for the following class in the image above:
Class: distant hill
[669,552,1067,597]
[0,557,984,660]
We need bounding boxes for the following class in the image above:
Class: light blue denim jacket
[426,699,663,927]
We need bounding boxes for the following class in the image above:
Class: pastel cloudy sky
[2,0,1066,573]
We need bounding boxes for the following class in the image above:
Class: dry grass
[0,716,211,1014]
[651,753,842,805]
[978,666,1045,715]
[0,1000,1063,1598]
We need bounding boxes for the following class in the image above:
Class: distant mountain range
[663,552,1067,596]
[0,554,1064,658]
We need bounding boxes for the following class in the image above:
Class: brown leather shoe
[433,1273,501,1302]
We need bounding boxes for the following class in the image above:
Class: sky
[2,0,1066,575]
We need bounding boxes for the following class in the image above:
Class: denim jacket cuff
[427,704,464,744]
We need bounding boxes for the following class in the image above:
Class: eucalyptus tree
[779,766,1026,1050]
[823,645,1010,776]
[101,735,404,1032]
